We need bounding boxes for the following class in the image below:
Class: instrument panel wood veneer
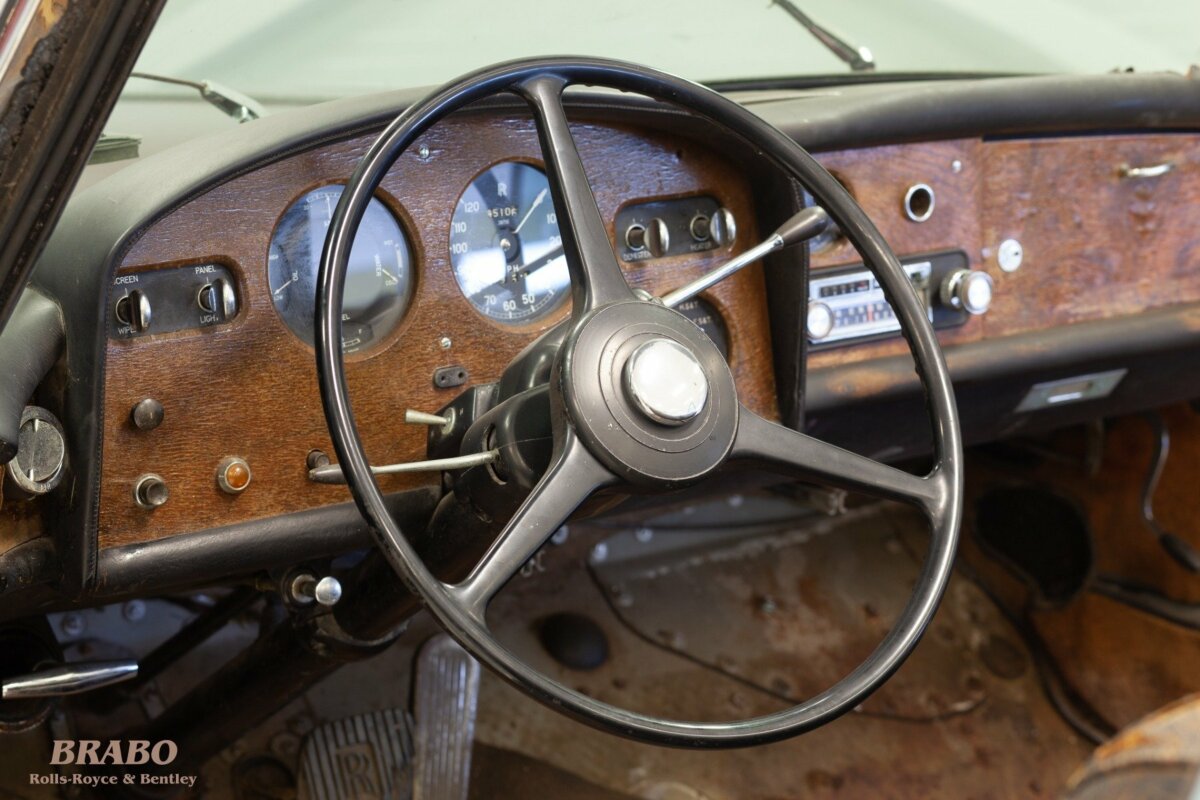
[99,114,776,549]
[807,134,1200,370]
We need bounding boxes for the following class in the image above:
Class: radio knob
[645,218,670,258]
[939,269,993,315]
[709,207,737,247]
[806,301,835,341]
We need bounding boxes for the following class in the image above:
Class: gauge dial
[268,185,414,354]
[449,162,567,324]
[675,297,730,360]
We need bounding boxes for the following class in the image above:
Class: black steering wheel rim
[315,56,963,747]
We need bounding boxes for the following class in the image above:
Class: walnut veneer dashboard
[14,73,1200,596]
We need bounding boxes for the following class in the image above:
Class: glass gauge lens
[268,185,414,354]
[675,297,730,360]
[450,162,567,324]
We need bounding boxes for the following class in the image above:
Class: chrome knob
[623,338,707,426]
[115,290,151,332]
[3,407,67,499]
[709,207,737,247]
[133,473,169,509]
[940,269,993,315]
[806,302,835,340]
[645,218,670,258]
[290,574,342,607]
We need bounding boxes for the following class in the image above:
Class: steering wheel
[315,57,963,747]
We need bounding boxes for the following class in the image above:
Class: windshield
[128,0,1198,100]
[95,0,1198,166]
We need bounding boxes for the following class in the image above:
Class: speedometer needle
[513,188,548,235]
[469,244,565,304]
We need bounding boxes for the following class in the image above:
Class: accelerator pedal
[413,634,481,800]
[298,708,416,800]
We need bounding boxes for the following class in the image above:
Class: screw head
[60,612,86,638]
[439,336,452,350]
[122,599,147,622]
[998,238,1024,272]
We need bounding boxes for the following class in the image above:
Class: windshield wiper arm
[129,72,266,123]
[770,0,876,72]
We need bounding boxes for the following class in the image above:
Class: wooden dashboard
[98,113,776,549]
[95,116,1200,551]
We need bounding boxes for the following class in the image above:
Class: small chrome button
[623,338,708,426]
[133,474,169,509]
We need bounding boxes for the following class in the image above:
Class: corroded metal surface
[477,502,1091,799]
[1064,694,1200,800]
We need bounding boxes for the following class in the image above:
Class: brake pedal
[298,708,416,800]
[413,634,481,800]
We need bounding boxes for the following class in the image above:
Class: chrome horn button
[622,338,708,426]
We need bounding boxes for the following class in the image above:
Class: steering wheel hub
[562,301,738,487]
[623,337,708,426]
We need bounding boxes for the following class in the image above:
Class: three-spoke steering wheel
[315,57,963,747]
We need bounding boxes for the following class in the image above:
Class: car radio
[805,250,991,347]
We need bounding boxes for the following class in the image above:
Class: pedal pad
[413,634,481,800]
[298,707,416,800]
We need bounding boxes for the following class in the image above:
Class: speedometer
[268,185,414,354]
[449,162,568,324]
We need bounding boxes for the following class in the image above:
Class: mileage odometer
[449,162,568,324]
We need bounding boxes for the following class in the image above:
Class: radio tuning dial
[940,269,993,315]
[806,301,835,341]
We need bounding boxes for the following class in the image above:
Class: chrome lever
[308,450,499,484]
[2,659,138,699]
[660,206,830,309]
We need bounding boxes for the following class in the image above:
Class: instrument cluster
[265,159,731,355]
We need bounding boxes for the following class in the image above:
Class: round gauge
[449,162,568,324]
[268,185,414,354]
[675,297,730,360]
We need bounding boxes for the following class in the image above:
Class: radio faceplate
[806,250,971,348]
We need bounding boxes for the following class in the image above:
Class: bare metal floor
[1,501,1092,799]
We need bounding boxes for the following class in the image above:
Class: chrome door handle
[1119,162,1174,179]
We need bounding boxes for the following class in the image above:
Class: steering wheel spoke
[731,405,948,517]
[450,429,616,620]
[517,74,634,314]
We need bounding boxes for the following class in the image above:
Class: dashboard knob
[290,573,342,607]
[940,269,993,315]
[806,301,835,341]
[130,398,164,431]
[115,290,152,332]
[197,278,237,319]
[133,473,169,509]
[709,207,737,247]
[3,406,67,500]
[645,218,670,258]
